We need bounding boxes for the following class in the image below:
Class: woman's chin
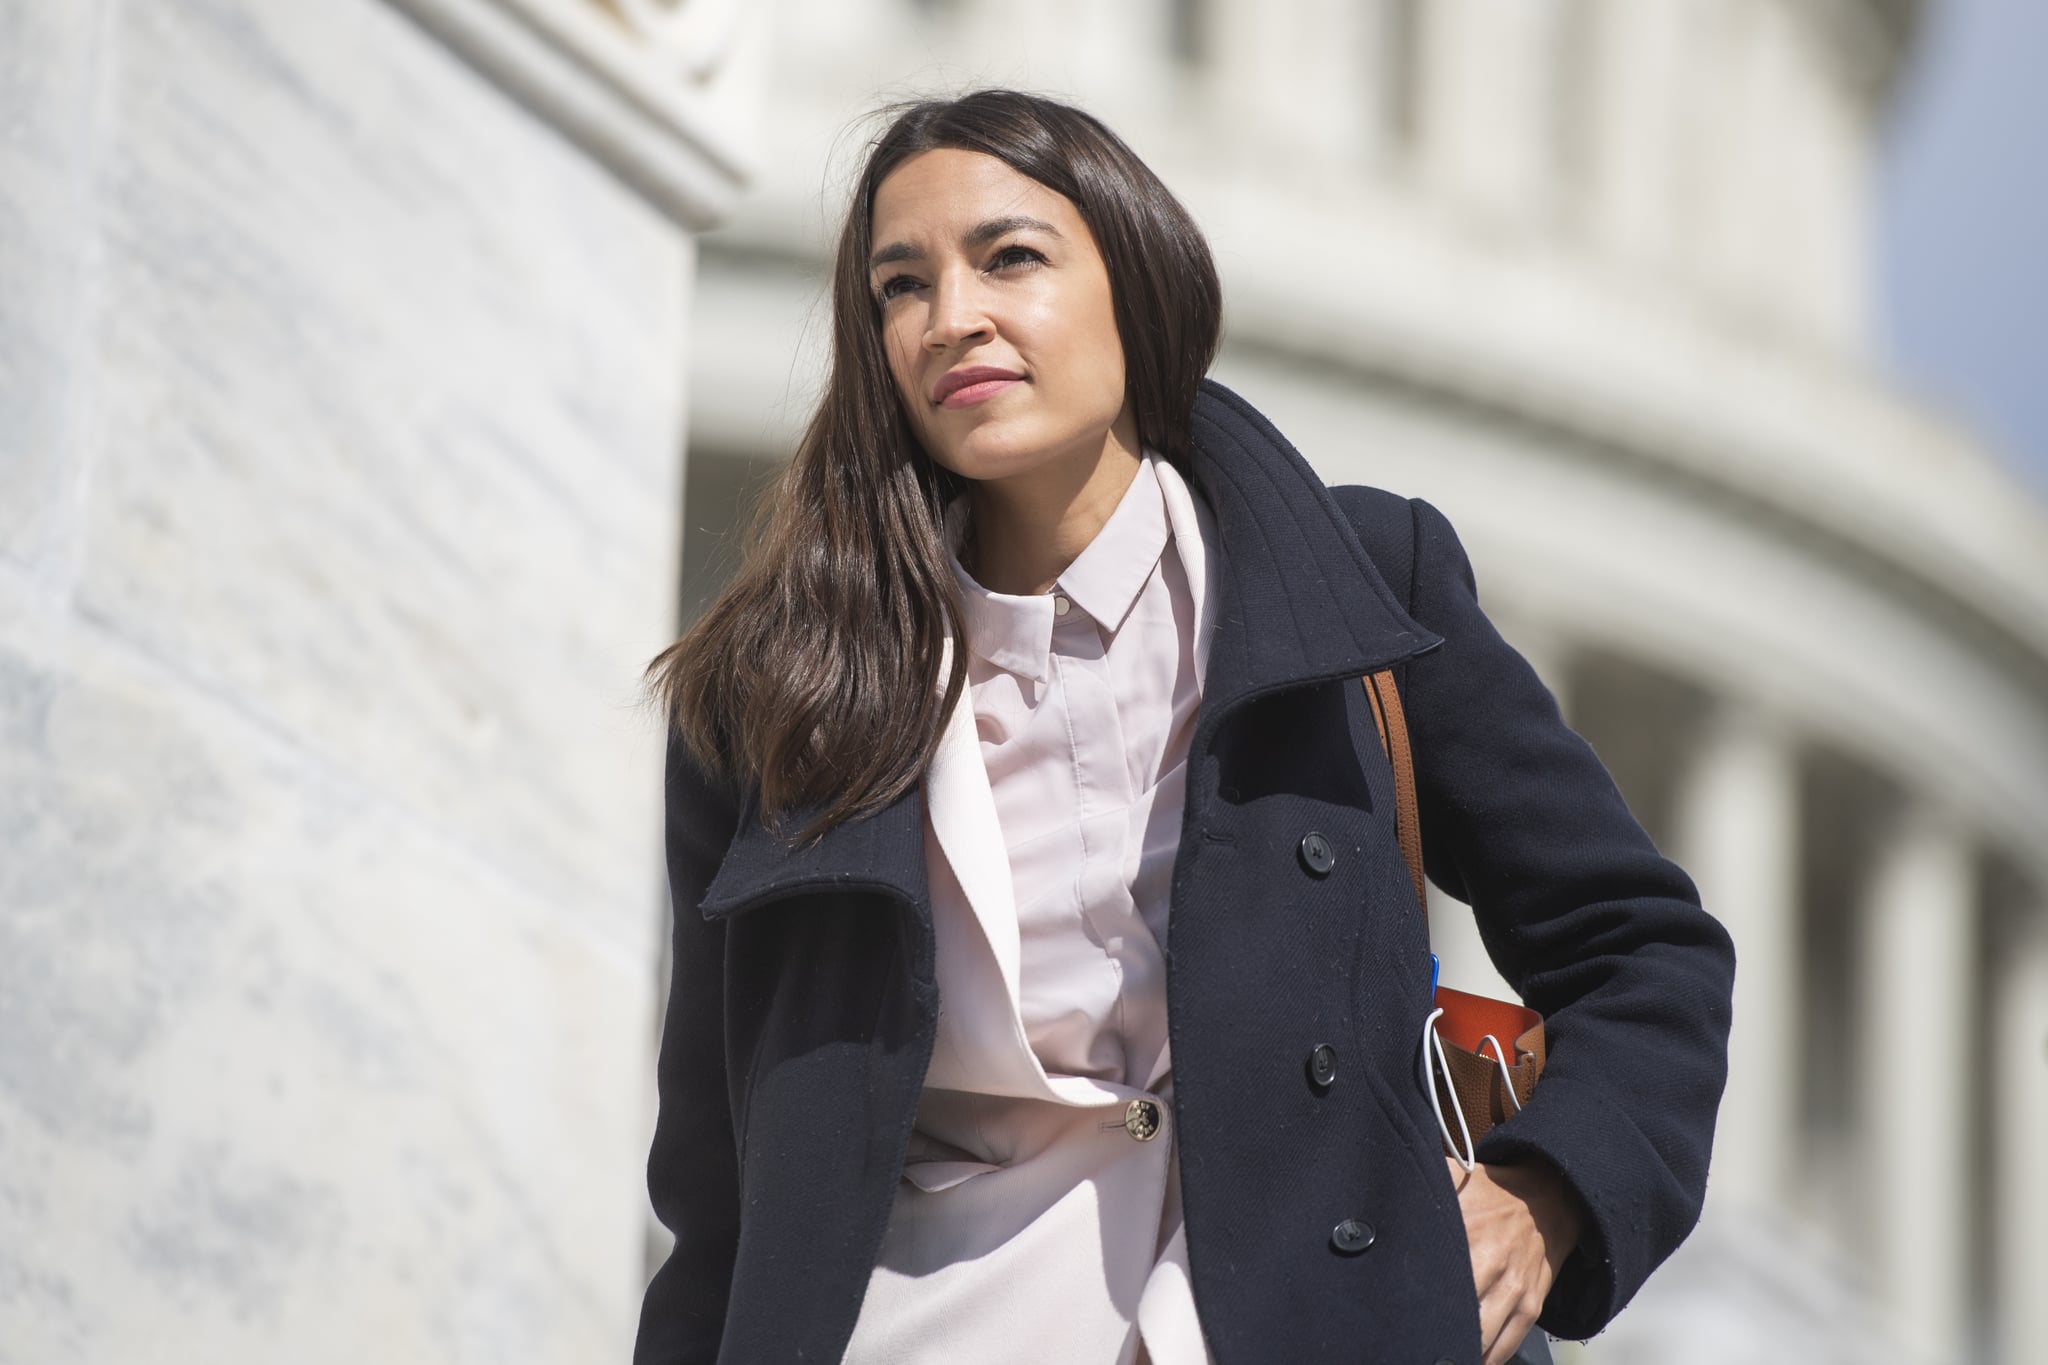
[928,424,1108,485]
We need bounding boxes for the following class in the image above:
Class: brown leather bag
[1363,670,1547,1167]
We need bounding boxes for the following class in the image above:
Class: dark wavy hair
[643,88,1223,843]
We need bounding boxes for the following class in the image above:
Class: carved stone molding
[381,0,761,227]
[589,0,751,82]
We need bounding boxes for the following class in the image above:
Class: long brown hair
[643,88,1222,844]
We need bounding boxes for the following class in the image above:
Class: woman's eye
[877,275,921,301]
[990,245,1043,271]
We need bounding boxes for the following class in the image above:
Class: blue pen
[1430,952,1440,995]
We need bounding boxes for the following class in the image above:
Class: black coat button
[1298,831,1336,876]
[1329,1217,1375,1254]
[1306,1042,1339,1088]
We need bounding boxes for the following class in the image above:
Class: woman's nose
[923,276,993,349]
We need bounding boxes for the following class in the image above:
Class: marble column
[1856,803,1975,1363]
[1411,0,1568,221]
[1575,0,1689,266]
[1669,701,1800,1214]
[1992,908,2048,1365]
[1203,0,1379,170]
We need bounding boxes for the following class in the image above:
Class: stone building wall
[0,1,752,1360]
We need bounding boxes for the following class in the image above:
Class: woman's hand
[1446,1156,1587,1365]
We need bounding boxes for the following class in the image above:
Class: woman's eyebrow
[964,214,1061,246]
[869,215,1064,271]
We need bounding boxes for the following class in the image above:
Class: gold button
[1123,1098,1161,1141]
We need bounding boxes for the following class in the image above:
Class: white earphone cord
[1419,1014,1524,1173]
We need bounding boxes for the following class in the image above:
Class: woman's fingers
[1449,1156,1566,1365]
[1471,1245,1539,1365]
[1481,1279,1542,1365]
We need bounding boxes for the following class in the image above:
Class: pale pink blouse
[843,451,1221,1365]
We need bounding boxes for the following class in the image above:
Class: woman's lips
[938,377,1023,409]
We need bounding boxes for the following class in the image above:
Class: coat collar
[698,377,1442,921]
[1177,377,1441,725]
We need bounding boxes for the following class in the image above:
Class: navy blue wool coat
[636,378,1736,1365]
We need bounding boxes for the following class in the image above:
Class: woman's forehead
[869,149,1078,242]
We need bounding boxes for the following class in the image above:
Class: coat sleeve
[1392,495,1737,1340]
[633,729,744,1365]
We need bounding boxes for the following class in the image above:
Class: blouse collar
[944,449,1173,683]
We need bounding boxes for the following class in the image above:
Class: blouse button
[1052,593,1071,616]
[1123,1098,1161,1141]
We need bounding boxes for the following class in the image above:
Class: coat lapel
[919,634,1077,1099]
[922,633,1023,1010]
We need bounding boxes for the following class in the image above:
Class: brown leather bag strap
[1364,669,1428,925]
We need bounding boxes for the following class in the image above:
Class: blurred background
[3,1,2043,1362]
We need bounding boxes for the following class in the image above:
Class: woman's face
[868,148,1136,485]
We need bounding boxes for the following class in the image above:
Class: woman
[636,89,1734,1365]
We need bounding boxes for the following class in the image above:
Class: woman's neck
[962,438,1143,597]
